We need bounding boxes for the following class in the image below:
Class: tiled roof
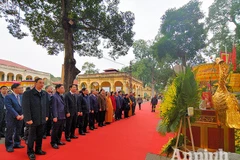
[103,68,119,72]
[0,59,34,71]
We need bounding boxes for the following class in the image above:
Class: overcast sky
[0,0,214,77]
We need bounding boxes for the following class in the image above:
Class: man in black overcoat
[22,78,49,160]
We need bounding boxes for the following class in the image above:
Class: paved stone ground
[0,138,4,144]
[0,138,4,145]
[145,153,171,160]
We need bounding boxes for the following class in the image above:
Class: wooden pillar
[111,82,114,92]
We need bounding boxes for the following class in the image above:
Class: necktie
[17,95,21,106]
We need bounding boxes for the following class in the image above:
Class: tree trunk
[151,65,155,98]
[62,0,80,90]
[181,54,187,67]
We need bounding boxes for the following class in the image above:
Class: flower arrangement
[157,67,201,135]
[235,129,240,154]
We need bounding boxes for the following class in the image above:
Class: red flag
[232,45,237,71]
[220,52,229,63]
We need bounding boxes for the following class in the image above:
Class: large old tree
[206,0,240,58]
[154,0,206,66]
[0,0,135,89]
[81,62,99,74]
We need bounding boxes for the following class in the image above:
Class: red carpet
[0,102,173,160]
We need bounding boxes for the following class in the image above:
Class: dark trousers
[132,105,136,115]
[119,108,123,119]
[44,115,52,136]
[124,109,129,118]
[65,114,77,138]
[115,108,121,120]
[0,109,6,136]
[27,124,44,154]
[89,112,95,128]
[152,105,156,112]
[21,121,25,137]
[51,119,64,145]
[24,123,29,140]
[78,113,89,133]
[98,111,105,125]
[138,103,142,110]
[94,112,99,123]
[5,118,23,148]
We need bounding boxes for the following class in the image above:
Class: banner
[232,45,237,71]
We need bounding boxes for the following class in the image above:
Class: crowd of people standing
[0,78,144,160]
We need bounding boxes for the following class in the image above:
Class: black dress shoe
[13,145,25,148]
[79,132,86,135]
[90,127,94,130]
[35,150,46,155]
[66,137,71,142]
[28,153,36,160]
[102,124,106,126]
[51,144,59,149]
[70,135,78,139]
[57,141,66,145]
[6,148,14,152]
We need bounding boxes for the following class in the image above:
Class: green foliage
[235,129,240,154]
[154,0,206,66]
[157,67,201,135]
[121,39,175,92]
[206,0,240,50]
[0,0,135,57]
[50,74,61,82]
[81,62,99,74]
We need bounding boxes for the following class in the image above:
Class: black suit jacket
[64,92,77,116]
[0,94,4,111]
[22,88,49,126]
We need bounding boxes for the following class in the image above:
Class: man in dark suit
[64,84,78,141]
[22,78,49,160]
[130,92,136,115]
[98,89,106,126]
[4,83,24,152]
[51,84,66,149]
[43,85,53,139]
[114,92,121,121]
[89,89,99,130]
[77,88,90,135]
[118,91,124,119]
[151,95,158,112]
[0,86,8,139]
